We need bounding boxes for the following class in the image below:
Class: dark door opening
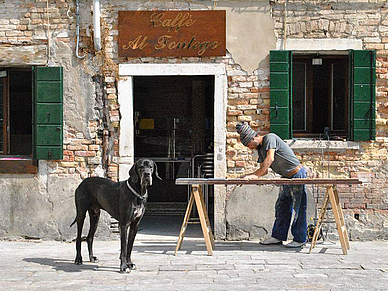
[134,75,214,221]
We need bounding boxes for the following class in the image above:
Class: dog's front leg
[126,220,140,270]
[119,224,130,273]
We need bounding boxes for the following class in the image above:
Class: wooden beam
[175,178,362,186]
[0,159,38,174]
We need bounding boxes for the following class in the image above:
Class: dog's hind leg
[74,210,86,265]
[74,189,88,265]
[87,207,100,263]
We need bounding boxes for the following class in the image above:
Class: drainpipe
[283,0,287,50]
[75,0,85,58]
[93,0,102,51]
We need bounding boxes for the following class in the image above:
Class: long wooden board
[175,178,362,186]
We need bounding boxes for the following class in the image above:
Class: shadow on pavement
[133,240,306,255]
[23,257,118,273]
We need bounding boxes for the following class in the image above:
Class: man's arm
[243,148,275,179]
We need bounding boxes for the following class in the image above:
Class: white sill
[284,139,361,152]
[0,155,34,160]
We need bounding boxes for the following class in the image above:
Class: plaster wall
[0,0,108,240]
[221,1,276,73]
[0,172,111,240]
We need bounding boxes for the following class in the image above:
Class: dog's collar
[126,180,147,201]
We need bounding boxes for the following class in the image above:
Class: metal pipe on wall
[93,0,102,51]
[75,0,85,58]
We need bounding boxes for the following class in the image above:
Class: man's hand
[243,174,259,180]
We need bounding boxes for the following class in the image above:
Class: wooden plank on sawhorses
[174,184,215,256]
[175,178,361,255]
[175,178,362,186]
[309,185,350,255]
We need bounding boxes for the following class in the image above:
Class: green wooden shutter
[350,50,376,141]
[270,50,292,139]
[33,67,63,160]
[0,77,3,152]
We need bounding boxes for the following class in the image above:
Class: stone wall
[0,0,114,240]
[0,0,387,241]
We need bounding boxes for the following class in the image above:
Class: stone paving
[0,235,387,291]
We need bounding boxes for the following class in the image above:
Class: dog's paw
[119,263,136,273]
[119,267,131,273]
[74,258,83,265]
[89,256,99,263]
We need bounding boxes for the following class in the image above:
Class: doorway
[134,75,214,218]
[118,63,227,238]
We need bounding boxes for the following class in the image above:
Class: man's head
[236,122,258,149]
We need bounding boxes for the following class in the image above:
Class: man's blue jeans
[271,167,307,243]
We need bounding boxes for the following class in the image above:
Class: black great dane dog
[70,158,161,273]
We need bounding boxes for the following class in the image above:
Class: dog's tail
[70,218,76,227]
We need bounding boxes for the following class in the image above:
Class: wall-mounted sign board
[118,10,226,58]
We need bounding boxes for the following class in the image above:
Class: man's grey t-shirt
[257,133,300,177]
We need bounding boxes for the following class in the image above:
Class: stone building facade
[0,0,387,241]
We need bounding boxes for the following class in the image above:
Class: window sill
[284,139,361,152]
[0,156,38,174]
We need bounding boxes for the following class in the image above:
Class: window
[0,67,63,173]
[269,50,376,141]
[292,55,348,138]
[1,69,33,155]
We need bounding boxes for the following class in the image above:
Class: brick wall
[1,0,387,239]
[269,1,388,212]
[0,0,122,180]
[221,1,388,239]
[223,1,387,207]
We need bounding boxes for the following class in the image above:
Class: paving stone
[0,240,387,290]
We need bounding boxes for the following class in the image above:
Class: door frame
[118,63,228,238]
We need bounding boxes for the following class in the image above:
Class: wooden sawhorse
[174,184,215,255]
[309,185,350,255]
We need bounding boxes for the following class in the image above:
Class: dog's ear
[129,162,139,184]
[153,161,162,180]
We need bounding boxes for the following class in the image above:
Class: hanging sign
[118,10,226,58]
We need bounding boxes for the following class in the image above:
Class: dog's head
[129,159,161,187]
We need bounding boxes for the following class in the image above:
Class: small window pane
[0,79,3,153]
[292,62,306,131]
[9,70,32,155]
[313,64,330,134]
[332,63,346,131]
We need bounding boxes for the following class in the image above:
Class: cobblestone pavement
[0,236,387,291]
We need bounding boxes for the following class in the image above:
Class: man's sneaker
[285,240,306,248]
[259,237,282,245]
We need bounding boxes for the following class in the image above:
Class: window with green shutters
[33,67,63,160]
[269,50,376,141]
[0,66,63,173]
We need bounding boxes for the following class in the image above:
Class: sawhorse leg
[174,184,214,255]
[309,186,330,253]
[309,185,350,255]
[174,188,195,255]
